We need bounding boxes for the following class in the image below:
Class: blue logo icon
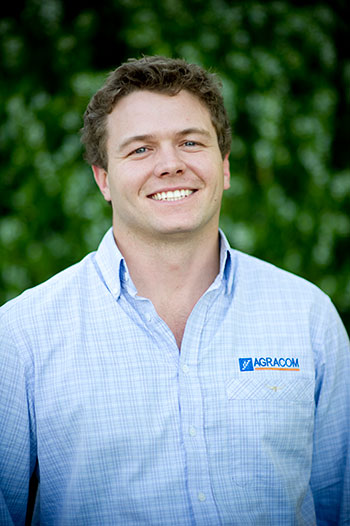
[239,358,254,372]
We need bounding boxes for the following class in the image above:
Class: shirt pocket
[225,375,315,487]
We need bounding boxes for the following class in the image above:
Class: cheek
[124,164,155,194]
[108,169,144,203]
[186,157,212,177]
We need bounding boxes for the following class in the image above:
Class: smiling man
[92,88,230,347]
[1,56,349,525]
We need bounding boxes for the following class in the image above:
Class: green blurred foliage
[1,0,349,331]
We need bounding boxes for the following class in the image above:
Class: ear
[92,165,112,202]
[223,153,231,190]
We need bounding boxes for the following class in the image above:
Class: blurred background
[1,0,349,331]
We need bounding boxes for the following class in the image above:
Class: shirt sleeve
[310,298,350,525]
[0,307,37,526]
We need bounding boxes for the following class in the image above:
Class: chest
[159,308,190,348]
[33,309,316,523]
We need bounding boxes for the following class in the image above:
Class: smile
[150,189,194,202]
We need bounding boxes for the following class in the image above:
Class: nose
[153,146,186,178]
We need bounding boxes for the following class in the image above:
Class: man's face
[93,89,230,244]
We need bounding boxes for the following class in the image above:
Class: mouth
[149,189,195,202]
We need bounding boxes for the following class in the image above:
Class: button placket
[177,294,221,524]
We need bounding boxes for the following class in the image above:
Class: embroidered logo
[239,356,300,372]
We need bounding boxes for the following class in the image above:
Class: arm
[310,299,350,525]
[0,309,37,525]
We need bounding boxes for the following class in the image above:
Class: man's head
[81,56,231,170]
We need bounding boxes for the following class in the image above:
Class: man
[0,56,349,525]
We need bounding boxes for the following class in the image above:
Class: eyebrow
[118,134,156,151]
[176,127,212,139]
[118,128,212,152]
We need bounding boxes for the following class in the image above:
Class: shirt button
[198,492,206,502]
[188,426,197,437]
[145,313,152,322]
[182,364,190,374]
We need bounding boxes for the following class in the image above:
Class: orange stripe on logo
[254,367,300,371]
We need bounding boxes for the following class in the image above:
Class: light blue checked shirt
[1,228,349,525]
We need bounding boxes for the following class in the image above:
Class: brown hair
[81,56,231,170]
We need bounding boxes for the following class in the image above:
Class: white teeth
[151,189,194,201]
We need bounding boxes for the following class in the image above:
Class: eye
[134,146,148,154]
[184,141,197,147]
[127,146,151,158]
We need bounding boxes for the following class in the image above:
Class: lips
[149,189,194,202]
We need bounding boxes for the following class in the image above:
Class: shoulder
[0,251,97,329]
[232,248,328,302]
[229,248,339,334]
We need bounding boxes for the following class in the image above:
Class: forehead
[107,89,215,139]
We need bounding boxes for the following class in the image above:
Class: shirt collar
[218,228,235,295]
[94,227,235,300]
[94,228,124,299]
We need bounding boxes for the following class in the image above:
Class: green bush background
[1,0,349,332]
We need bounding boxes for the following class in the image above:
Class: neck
[113,227,221,347]
[114,226,221,295]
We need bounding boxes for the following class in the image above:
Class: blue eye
[184,141,197,147]
[134,147,147,154]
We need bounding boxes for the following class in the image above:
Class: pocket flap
[226,376,314,402]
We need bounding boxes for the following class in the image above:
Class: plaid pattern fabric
[1,228,349,525]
